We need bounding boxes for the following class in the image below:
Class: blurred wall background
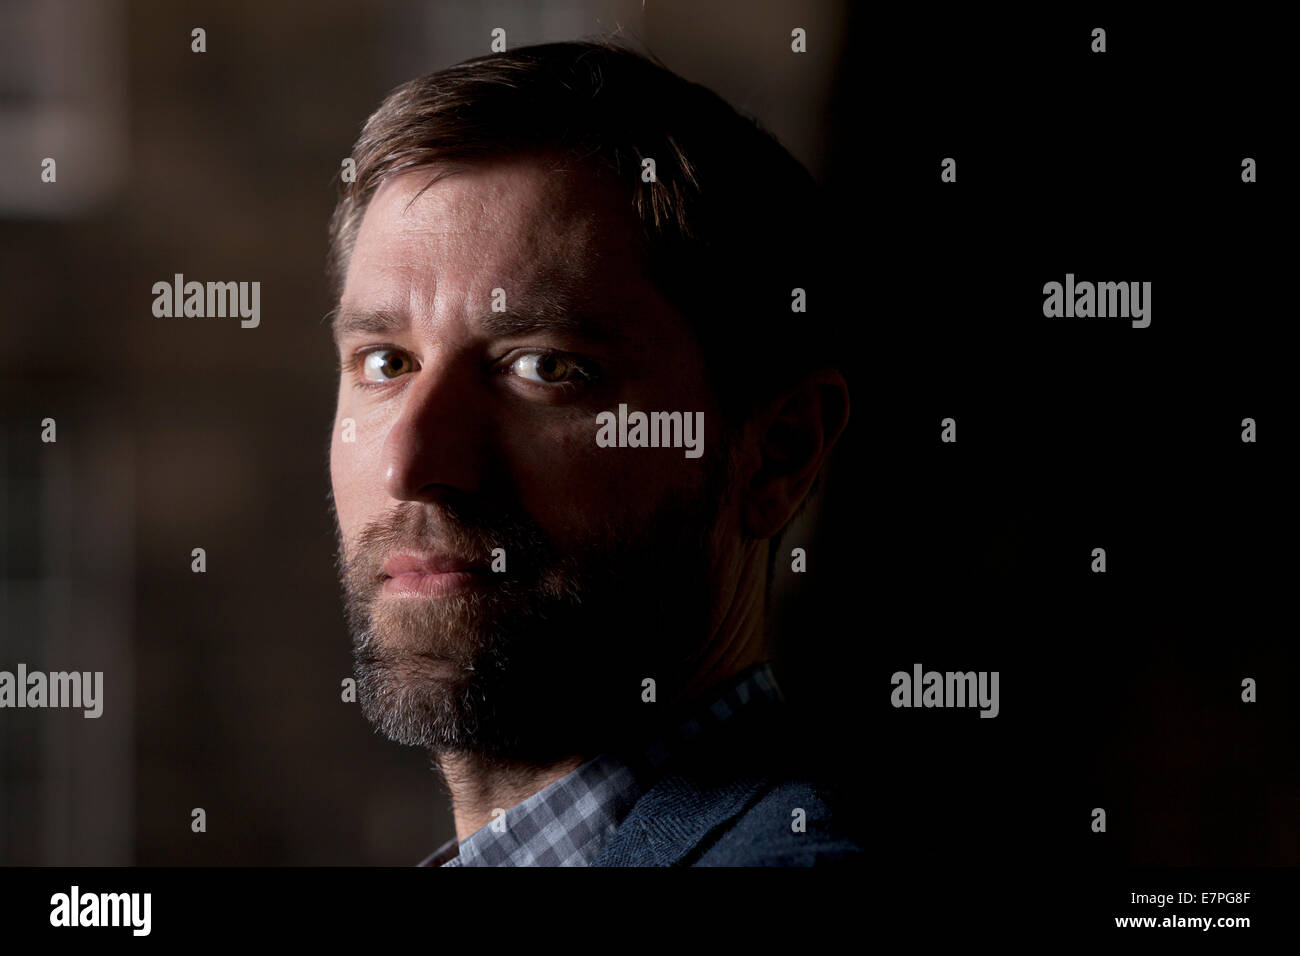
[0,0,851,864]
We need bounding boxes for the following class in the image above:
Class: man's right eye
[352,347,418,386]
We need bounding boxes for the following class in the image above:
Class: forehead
[342,158,642,308]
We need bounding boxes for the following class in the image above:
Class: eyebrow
[330,299,624,347]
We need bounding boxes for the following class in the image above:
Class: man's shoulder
[594,699,865,867]
[690,777,865,866]
[594,770,864,867]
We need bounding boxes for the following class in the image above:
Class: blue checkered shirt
[417,661,786,867]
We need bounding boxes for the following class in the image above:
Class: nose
[381,356,489,503]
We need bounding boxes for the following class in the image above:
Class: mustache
[334,496,553,586]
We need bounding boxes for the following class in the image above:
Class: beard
[332,446,735,766]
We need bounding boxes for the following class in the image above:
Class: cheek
[503,420,604,510]
[500,417,703,534]
[329,405,372,538]
[328,435,352,532]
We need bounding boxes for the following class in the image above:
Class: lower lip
[382,570,487,598]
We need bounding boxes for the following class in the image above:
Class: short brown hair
[328,38,832,431]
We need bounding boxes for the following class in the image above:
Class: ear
[741,368,850,539]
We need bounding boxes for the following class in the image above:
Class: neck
[436,752,588,842]
[434,540,770,843]
[675,538,769,706]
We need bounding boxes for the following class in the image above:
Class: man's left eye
[509,352,591,386]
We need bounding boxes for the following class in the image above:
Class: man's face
[329,158,734,764]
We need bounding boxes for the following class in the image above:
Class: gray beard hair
[335,443,735,764]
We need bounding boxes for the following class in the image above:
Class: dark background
[829,10,1296,871]
[1,1,1294,871]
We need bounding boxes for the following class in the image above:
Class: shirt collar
[418,661,785,867]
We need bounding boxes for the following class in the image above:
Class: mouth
[380,552,490,598]
[382,569,488,598]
